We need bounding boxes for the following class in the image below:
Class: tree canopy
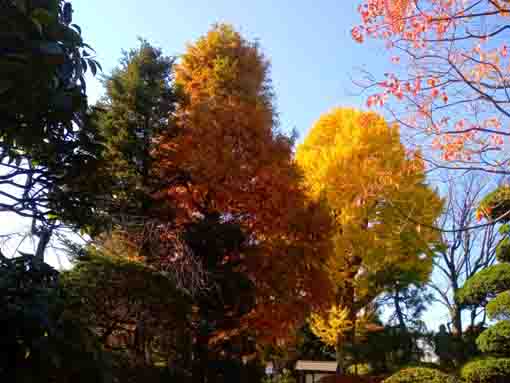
[296,108,442,371]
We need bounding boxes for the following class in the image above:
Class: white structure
[295,360,337,383]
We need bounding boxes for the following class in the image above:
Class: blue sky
[74,0,390,139]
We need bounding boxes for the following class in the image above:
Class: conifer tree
[459,186,510,383]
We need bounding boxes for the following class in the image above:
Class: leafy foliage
[309,305,352,347]
[94,39,176,220]
[295,323,336,361]
[461,357,510,383]
[0,0,105,229]
[476,321,510,356]
[262,369,296,383]
[352,326,427,374]
[457,264,510,306]
[0,253,109,382]
[296,108,442,369]
[382,367,458,383]
[0,1,111,381]
[433,324,484,369]
[154,23,333,341]
[496,237,510,264]
[487,292,510,321]
[61,237,191,367]
[478,186,510,223]
[353,0,510,171]
[457,186,510,381]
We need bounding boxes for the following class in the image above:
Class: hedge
[461,357,510,383]
[456,264,510,306]
[487,291,510,321]
[382,367,458,383]
[476,321,510,356]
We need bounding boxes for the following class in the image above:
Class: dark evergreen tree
[94,39,177,220]
[183,213,258,383]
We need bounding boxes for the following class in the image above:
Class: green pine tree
[458,185,510,383]
[94,39,177,219]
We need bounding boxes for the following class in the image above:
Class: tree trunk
[394,290,407,332]
[34,227,52,261]
[193,332,209,383]
[336,338,346,375]
[450,303,463,336]
[336,276,358,376]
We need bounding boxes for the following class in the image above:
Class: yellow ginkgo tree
[296,108,443,372]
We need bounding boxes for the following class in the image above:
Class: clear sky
[69,0,451,330]
[74,0,390,139]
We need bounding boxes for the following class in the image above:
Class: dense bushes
[456,264,510,306]
[461,358,510,383]
[476,322,510,355]
[486,292,510,321]
[382,367,458,383]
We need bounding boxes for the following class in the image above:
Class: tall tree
[154,23,332,339]
[71,41,205,379]
[296,108,442,373]
[353,0,510,174]
[153,24,333,381]
[95,39,176,221]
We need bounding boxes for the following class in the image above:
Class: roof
[295,360,338,372]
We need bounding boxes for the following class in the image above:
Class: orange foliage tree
[353,0,510,173]
[153,24,332,342]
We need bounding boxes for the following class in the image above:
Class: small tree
[457,184,510,382]
[431,175,504,337]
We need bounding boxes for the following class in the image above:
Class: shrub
[456,264,510,306]
[461,357,510,383]
[382,367,458,383]
[496,237,510,263]
[476,321,510,355]
[263,369,296,383]
[487,292,510,321]
[347,363,372,376]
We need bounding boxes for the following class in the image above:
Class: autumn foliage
[296,108,442,367]
[353,0,510,170]
[154,24,332,341]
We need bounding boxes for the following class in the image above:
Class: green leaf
[47,213,59,220]
[81,57,88,73]
[92,59,102,72]
[89,60,97,76]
